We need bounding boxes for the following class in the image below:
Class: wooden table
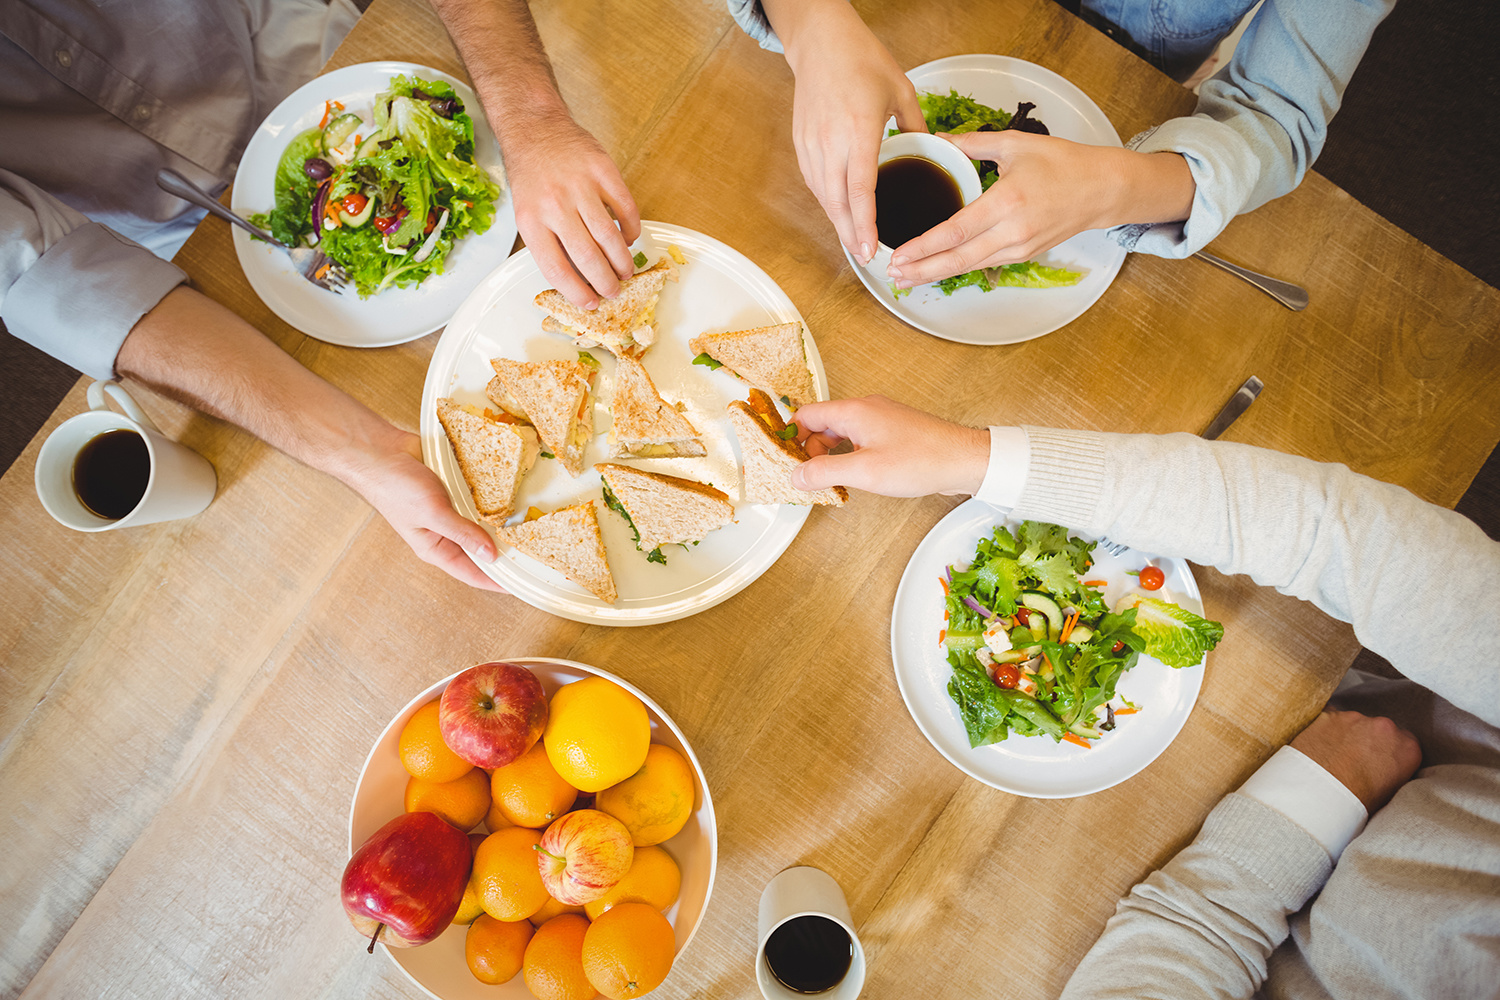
[4,1,1498,997]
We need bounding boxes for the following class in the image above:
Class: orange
[465,913,533,984]
[492,742,579,828]
[454,833,489,924]
[530,893,588,927]
[544,677,651,793]
[524,914,595,1000]
[595,745,695,846]
[584,846,681,920]
[485,794,516,834]
[473,826,550,921]
[581,902,676,999]
[399,699,474,783]
[405,767,492,831]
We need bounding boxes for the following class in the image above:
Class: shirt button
[55,49,72,68]
[134,104,153,120]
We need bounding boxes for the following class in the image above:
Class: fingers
[892,83,929,135]
[554,213,623,303]
[426,535,506,592]
[528,229,601,310]
[943,129,1008,159]
[818,149,860,258]
[579,197,635,281]
[793,452,869,493]
[789,397,883,440]
[846,130,882,264]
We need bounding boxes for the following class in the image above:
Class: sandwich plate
[890,500,1206,798]
[231,61,518,347]
[421,220,829,625]
[848,54,1128,345]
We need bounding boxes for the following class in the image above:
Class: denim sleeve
[726,0,784,53]
[1111,0,1396,258]
[0,168,186,380]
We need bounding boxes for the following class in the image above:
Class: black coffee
[73,429,149,519]
[765,915,852,994]
[876,155,964,247]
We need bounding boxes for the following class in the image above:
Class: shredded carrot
[939,576,949,596]
[1083,579,1108,587]
[1062,733,1093,749]
[1040,651,1056,677]
[938,629,947,646]
[331,99,344,113]
[1114,707,1139,716]
[1059,612,1079,644]
[319,100,331,129]
[314,262,331,280]
[352,133,362,147]
[943,611,950,623]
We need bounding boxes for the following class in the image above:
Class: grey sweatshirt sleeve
[0,168,187,380]
[1060,795,1334,1000]
[1012,428,1500,728]
[1112,0,1395,257]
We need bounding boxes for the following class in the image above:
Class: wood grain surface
[3,0,1498,998]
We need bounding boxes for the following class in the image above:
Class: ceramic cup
[756,866,866,1000]
[35,380,218,532]
[864,131,985,282]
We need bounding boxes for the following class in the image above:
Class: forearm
[760,0,855,70]
[114,286,404,494]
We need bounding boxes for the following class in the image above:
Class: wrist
[1108,148,1195,228]
[766,0,855,72]
[940,424,991,496]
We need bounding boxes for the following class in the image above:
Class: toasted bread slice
[535,258,678,358]
[608,355,706,459]
[486,356,596,477]
[688,321,817,408]
[727,389,848,507]
[595,462,735,559]
[436,398,541,523]
[498,502,617,603]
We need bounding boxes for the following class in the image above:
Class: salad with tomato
[942,521,1223,749]
[250,74,500,297]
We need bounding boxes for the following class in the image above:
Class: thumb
[437,507,497,561]
[793,452,863,493]
[893,87,929,135]
[944,130,1004,158]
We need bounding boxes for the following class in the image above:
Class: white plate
[890,500,1207,798]
[231,61,518,347]
[349,658,717,1000]
[850,54,1128,345]
[420,220,828,626]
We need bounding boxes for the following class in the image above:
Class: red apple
[535,809,634,904]
[341,812,472,950]
[440,662,548,769]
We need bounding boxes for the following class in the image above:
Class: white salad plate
[890,500,1208,798]
[849,54,1128,345]
[349,657,717,1000]
[420,220,829,626]
[231,61,519,348]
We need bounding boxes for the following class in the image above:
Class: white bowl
[865,131,984,282]
[349,657,718,999]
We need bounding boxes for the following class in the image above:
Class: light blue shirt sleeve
[1,168,186,381]
[726,0,784,53]
[1110,0,1397,257]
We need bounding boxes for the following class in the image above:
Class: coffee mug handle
[87,380,162,434]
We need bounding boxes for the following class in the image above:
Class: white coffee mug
[35,380,218,532]
[756,866,866,999]
[865,131,985,282]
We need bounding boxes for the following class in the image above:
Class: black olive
[303,157,333,181]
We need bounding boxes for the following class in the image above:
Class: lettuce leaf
[249,128,323,247]
[1131,597,1224,668]
[920,90,1012,134]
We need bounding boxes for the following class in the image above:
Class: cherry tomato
[338,192,368,215]
[1112,640,1126,654]
[371,214,396,232]
[424,208,439,234]
[993,663,1021,690]
[1013,607,1032,627]
[1139,565,1165,591]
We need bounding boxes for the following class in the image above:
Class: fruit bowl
[349,657,718,999]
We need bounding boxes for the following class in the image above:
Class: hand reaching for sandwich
[505,110,641,310]
[764,0,927,264]
[790,395,990,498]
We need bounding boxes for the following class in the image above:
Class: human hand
[1290,710,1422,813]
[777,0,927,264]
[504,110,640,309]
[788,395,989,498]
[347,431,506,593]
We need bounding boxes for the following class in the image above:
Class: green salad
[250,75,500,297]
[892,90,1084,297]
[942,521,1223,749]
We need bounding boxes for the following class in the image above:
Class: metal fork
[156,168,347,292]
[1096,376,1264,556]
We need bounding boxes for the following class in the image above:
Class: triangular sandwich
[535,258,677,358]
[594,462,735,564]
[688,321,817,408]
[486,355,597,477]
[435,398,540,523]
[608,355,706,459]
[727,389,848,507]
[497,502,617,603]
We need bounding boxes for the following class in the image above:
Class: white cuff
[1237,745,1369,863]
[972,426,1030,508]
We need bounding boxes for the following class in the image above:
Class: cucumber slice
[323,113,362,153]
[1019,591,1064,639]
[354,132,385,159]
[944,632,984,652]
[1067,624,1095,645]
[337,195,376,227]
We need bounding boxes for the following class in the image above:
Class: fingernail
[790,466,806,489]
[887,266,902,279]
[895,279,912,289]
[891,254,908,265]
[859,242,872,262]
